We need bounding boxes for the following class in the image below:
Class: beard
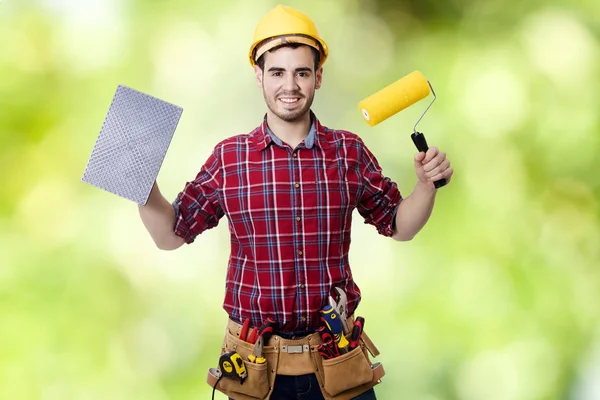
[263,87,315,122]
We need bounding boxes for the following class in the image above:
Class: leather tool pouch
[320,346,374,396]
[312,330,385,400]
[206,319,384,400]
[207,327,277,400]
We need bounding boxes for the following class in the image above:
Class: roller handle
[411,132,447,189]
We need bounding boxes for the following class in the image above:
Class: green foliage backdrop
[1,0,599,399]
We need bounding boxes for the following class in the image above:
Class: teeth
[280,98,299,103]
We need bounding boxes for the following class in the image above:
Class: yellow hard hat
[249,5,329,68]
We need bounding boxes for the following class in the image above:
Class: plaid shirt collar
[250,110,331,151]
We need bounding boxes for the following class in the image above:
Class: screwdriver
[348,316,365,350]
[321,305,349,350]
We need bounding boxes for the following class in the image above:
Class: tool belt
[206,316,385,400]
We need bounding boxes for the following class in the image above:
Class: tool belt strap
[225,315,379,360]
[226,318,321,375]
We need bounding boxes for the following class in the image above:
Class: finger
[429,167,453,183]
[423,151,447,172]
[423,147,439,163]
[414,151,426,163]
[425,159,451,178]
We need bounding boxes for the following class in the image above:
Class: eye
[272,71,283,77]
[298,72,308,77]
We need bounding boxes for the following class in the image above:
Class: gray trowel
[82,85,183,205]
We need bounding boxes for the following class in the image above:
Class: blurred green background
[2,0,599,399]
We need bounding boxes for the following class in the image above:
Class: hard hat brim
[249,34,328,68]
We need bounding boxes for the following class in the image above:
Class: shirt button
[300,283,305,288]
[302,317,306,322]
[295,216,301,222]
[293,153,297,157]
[294,183,300,188]
[298,250,303,255]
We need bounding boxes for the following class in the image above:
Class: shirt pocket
[299,164,360,231]
[319,163,361,209]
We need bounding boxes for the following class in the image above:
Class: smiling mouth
[278,97,301,105]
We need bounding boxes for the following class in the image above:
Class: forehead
[263,45,315,69]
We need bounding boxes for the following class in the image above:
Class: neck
[266,111,312,149]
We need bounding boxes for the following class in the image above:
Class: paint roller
[358,71,447,189]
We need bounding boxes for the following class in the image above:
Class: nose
[282,73,300,91]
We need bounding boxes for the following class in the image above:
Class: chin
[279,111,308,122]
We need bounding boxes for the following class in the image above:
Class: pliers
[247,318,277,364]
[317,325,340,359]
[248,336,266,364]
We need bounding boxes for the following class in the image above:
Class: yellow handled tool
[248,336,266,364]
[321,305,349,349]
[219,351,247,382]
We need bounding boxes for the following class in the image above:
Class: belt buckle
[281,344,309,354]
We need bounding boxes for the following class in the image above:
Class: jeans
[229,373,377,400]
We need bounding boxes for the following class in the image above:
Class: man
[138,5,452,400]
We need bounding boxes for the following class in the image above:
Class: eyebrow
[267,67,313,73]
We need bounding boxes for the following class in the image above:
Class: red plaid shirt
[173,112,402,332]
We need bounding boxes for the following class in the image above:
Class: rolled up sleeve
[172,147,224,244]
[356,140,403,237]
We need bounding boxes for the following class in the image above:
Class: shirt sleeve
[172,146,224,244]
[356,139,403,237]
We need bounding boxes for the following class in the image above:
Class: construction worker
[138,5,453,400]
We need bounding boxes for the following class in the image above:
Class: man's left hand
[414,147,453,189]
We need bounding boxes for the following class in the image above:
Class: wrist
[416,179,437,195]
[144,182,167,209]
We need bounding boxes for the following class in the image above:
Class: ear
[315,67,323,90]
[254,65,263,87]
